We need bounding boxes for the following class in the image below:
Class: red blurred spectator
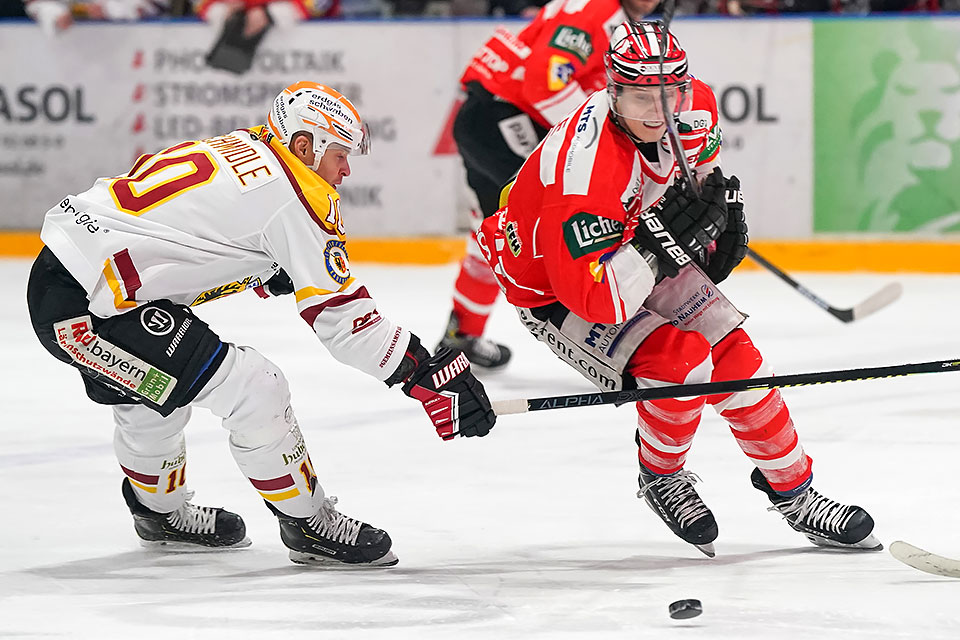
[25,0,170,36]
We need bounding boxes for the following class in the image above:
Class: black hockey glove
[705,175,749,284]
[655,167,729,264]
[389,335,496,441]
[254,268,294,298]
[628,187,697,282]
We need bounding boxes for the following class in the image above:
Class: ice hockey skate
[121,478,251,550]
[437,312,511,371]
[266,496,398,568]
[637,464,718,557]
[751,467,882,551]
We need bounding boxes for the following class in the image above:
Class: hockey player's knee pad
[627,324,713,386]
[711,329,770,381]
[206,345,296,448]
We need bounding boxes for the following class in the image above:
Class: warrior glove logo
[431,352,471,387]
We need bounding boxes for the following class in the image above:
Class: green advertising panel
[814,18,960,233]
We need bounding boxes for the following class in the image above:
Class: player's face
[621,0,660,20]
[316,144,352,187]
[613,84,684,143]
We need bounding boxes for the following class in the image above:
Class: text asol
[0,86,94,123]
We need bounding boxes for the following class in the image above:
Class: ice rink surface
[1,258,959,639]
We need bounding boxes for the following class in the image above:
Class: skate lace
[306,496,363,546]
[770,488,853,534]
[166,491,217,535]
[642,470,710,528]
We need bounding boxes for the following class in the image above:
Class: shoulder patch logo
[548,55,577,92]
[550,25,593,64]
[563,212,624,260]
[698,123,722,163]
[324,240,351,284]
[505,221,522,256]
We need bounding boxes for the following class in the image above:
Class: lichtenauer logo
[563,212,624,259]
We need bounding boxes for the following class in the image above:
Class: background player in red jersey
[476,20,881,556]
[437,0,659,370]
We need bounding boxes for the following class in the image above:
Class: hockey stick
[745,247,902,323]
[656,1,698,193]
[889,541,960,579]
[490,357,960,416]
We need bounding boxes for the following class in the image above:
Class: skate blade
[289,549,399,568]
[138,536,253,552]
[804,532,883,551]
[694,542,716,558]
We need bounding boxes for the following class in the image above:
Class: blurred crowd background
[0,0,953,26]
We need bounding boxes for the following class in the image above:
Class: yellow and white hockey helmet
[268,82,370,168]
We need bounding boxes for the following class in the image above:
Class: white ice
[2,258,959,639]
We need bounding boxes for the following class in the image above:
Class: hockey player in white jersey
[26,81,497,567]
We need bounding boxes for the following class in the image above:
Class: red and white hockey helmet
[268,82,370,168]
[605,21,691,124]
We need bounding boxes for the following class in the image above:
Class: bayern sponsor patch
[324,239,351,284]
[54,315,177,405]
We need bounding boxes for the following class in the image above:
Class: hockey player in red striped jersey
[26,82,496,567]
[477,20,881,556]
[437,0,660,371]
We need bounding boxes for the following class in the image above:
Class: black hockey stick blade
[746,248,902,323]
[890,541,960,579]
[490,357,960,415]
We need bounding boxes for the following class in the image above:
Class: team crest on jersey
[505,221,522,256]
[191,276,263,306]
[324,240,351,284]
[563,212,624,260]
[698,124,722,163]
[550,26,593,64]
[548,55,576,92]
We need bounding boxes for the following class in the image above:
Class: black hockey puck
[668,599,703,619]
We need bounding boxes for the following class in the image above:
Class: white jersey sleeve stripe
[539,118,571,187]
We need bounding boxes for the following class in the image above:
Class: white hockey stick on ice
[889,540,960,579]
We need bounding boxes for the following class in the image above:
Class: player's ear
[289,132,312,162]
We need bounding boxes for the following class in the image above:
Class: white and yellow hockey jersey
[40,126,410,382]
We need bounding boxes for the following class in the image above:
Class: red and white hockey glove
[401,346,496,441]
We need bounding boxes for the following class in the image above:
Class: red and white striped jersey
[40,126,409,382]
[477,80,723,324]
[460,0,624,128]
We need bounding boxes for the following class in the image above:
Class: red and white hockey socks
[708,330,812,495]
[627,325,713,475]
[450,232,501,337]
[626,326,813,496]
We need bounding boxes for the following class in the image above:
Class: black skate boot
[265,496,398,567]
[122,478,251,549]
[638,464,718,557]
[437,311,511,371]
[750,467,882,551]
